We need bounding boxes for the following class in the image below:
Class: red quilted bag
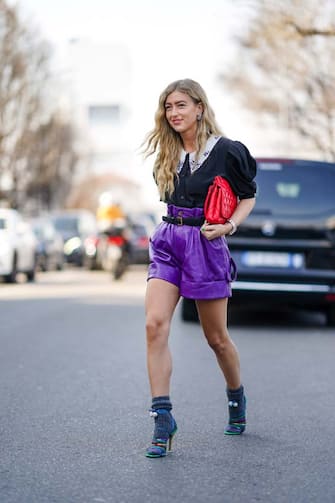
[204,176,238,224]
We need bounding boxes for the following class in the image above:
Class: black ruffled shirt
[165,137,257,208]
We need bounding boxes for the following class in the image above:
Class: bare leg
[145,278,180,397]
[196,298,241,389]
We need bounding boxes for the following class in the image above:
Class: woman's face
[165,90,203,137]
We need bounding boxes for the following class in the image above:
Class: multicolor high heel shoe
[224,386,246,435]
[146,409,178,458]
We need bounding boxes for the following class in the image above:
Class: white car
[0,209,37,283]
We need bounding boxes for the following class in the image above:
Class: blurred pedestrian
[142,78,257,458]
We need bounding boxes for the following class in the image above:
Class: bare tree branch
[220,0,335,159]
[292,25,335,37]
[0,0,80,210]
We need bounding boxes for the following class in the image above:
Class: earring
[197,113,202,121]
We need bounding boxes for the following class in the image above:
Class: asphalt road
[1,267,334,503]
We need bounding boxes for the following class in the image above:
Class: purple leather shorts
[148,205,237,299]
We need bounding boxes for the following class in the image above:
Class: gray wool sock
[150,396,174,440]
[151,395,172,411]
[227,385,246,421]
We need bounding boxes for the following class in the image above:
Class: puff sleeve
[225,140,257,199]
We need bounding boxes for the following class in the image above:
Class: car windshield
[255,161,335,217]
[53,217,79,233]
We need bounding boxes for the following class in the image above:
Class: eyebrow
[165,100,187,107]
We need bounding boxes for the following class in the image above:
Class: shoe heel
[168,425,177,451]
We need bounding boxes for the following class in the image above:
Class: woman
[142,79,257,458]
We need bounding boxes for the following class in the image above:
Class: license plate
[241,251,304,268]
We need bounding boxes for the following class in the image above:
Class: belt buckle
[176,213,183,225]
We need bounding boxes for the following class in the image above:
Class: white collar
[177,135,221,174]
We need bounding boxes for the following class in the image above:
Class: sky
[16,0,257,203]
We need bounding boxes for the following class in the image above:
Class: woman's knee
[146,314,170,344]
[207,333,231,356]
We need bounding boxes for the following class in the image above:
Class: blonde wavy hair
[142,79,223,199]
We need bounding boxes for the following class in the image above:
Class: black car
[181,158,335,326]
[128,222,151,265]
[51,210,98,266]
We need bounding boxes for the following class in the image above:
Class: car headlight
[64,237,82,255]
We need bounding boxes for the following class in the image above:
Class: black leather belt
[162,215,205,226]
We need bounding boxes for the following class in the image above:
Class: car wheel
[39,254,48,272]
[56,259,64,271]
[26,255,37,282]
[181,298,199,322]
[84,256,96,271]
[26,266,36,282]
[4,255,17,283]
[326,306,335,327]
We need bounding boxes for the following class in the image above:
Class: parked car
[51,210,98,266]
[0,209,37,283]
[128,222,151,264]
[181,158,335,326]
[31,217,64,272]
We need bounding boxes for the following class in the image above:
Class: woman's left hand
[200,221,231,240]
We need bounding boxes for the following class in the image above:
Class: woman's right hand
[200,221,232,240]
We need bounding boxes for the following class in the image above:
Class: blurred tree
[222,0,335,159]
[24,113,79,210]
[0,0,78,209]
